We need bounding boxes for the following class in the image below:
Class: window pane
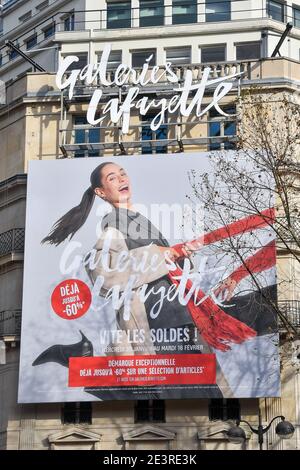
[63,53,88,71]
[9,46,19,60]
[140,0,164,26]
[166,47,191,65]
[267,1,284,22]
[224,120,236,150]
[98,50,122,70]
[135,400,150,421]
[132,49,156,67]
[44,23,55,38]
[225,399,240,420]
[64,13,75,31]
[62,402,77,424]
[79,402,92,423]
[141,115,167,154]
[209,399,240,421]
[208,106,236,151]
[206,0,231,22]
[294,7,300,28]
[236,42,261,60]
[62,402,92,424]
[201,45,226,63]
[74,116,100,158]
[107,2,131,29]
[172,0,197,25]
[26,35,37,50]
[209,121,221,150]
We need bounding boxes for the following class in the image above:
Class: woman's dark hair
[42,161,113,245]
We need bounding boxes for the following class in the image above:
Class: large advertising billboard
[18,153,279,403]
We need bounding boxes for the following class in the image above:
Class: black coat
[101,207,194,330]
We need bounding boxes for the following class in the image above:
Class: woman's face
[94,163,132,206]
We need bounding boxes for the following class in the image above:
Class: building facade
[0,0,299,450]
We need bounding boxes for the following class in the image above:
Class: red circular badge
[51,279,91,320]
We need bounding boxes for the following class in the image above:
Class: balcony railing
[0,2,298,70]
[0,228,25,258]
[0,309,21,339]
[278,300,300,329]
[275,217,300,244]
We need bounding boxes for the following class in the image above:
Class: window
[62,53,88,71]
[19,11,32,23]
[9,44,19,60]
[36,0,49,12]
[267,1,284,22]
[141,113,167,154]
[209,399,240,421]
[236,42,261,60]
[201,45,226,63]
[62,402,92,424]
[74,116,100,158]
[0,55,2,67]
[43,23,55,39]
[208,107,236,151]
[293,7,300,28]
[135,400,165,422]
[64,12,75,31]
[98,50,122,71]
[206,0,231,22]
[132,49,156,67]
[166,46,191,65]
[172,0,197,24]
[26,34,37,50]
[140,0,164,26]
[107,1,131,29]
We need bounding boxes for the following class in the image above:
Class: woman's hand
[214,276,237,302]
[158,246,182,262]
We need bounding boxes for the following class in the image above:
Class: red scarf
[168,208,275,351]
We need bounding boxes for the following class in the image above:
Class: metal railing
[278,300,300,329]
[275,217,300,244]
[0,1,297,70]
[66,60,254,94]
[0,309,21,338]
[0,228,25,258]
[60,115,237,156]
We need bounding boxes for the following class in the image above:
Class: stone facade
[0,1,299,451]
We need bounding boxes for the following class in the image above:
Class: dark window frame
[131,49,157,67]
[165,46,192,65]
[172,0,197,25]
[209,399,241,421]
[201,44,226,63]
[43,22,56,39]
[9,44,20,61]
[62,402,92,425]
[26,34,38,50]
[64,12,75,31]
[135,400,166,423]
[235,41,261,61]
[267,0,285,22]
[140,0,164,27]
[141,112,168,154]
[205,0,231,23]
[293,5,300,28]
[208,106,236,151]
[107,1,132,29]
[74,115,101,158]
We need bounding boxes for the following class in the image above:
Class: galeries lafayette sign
[56,44,242,134]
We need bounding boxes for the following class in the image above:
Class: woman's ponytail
[42,161,113,246]
[42,187,95,245]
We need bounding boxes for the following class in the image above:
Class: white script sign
[56,44,242,134]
